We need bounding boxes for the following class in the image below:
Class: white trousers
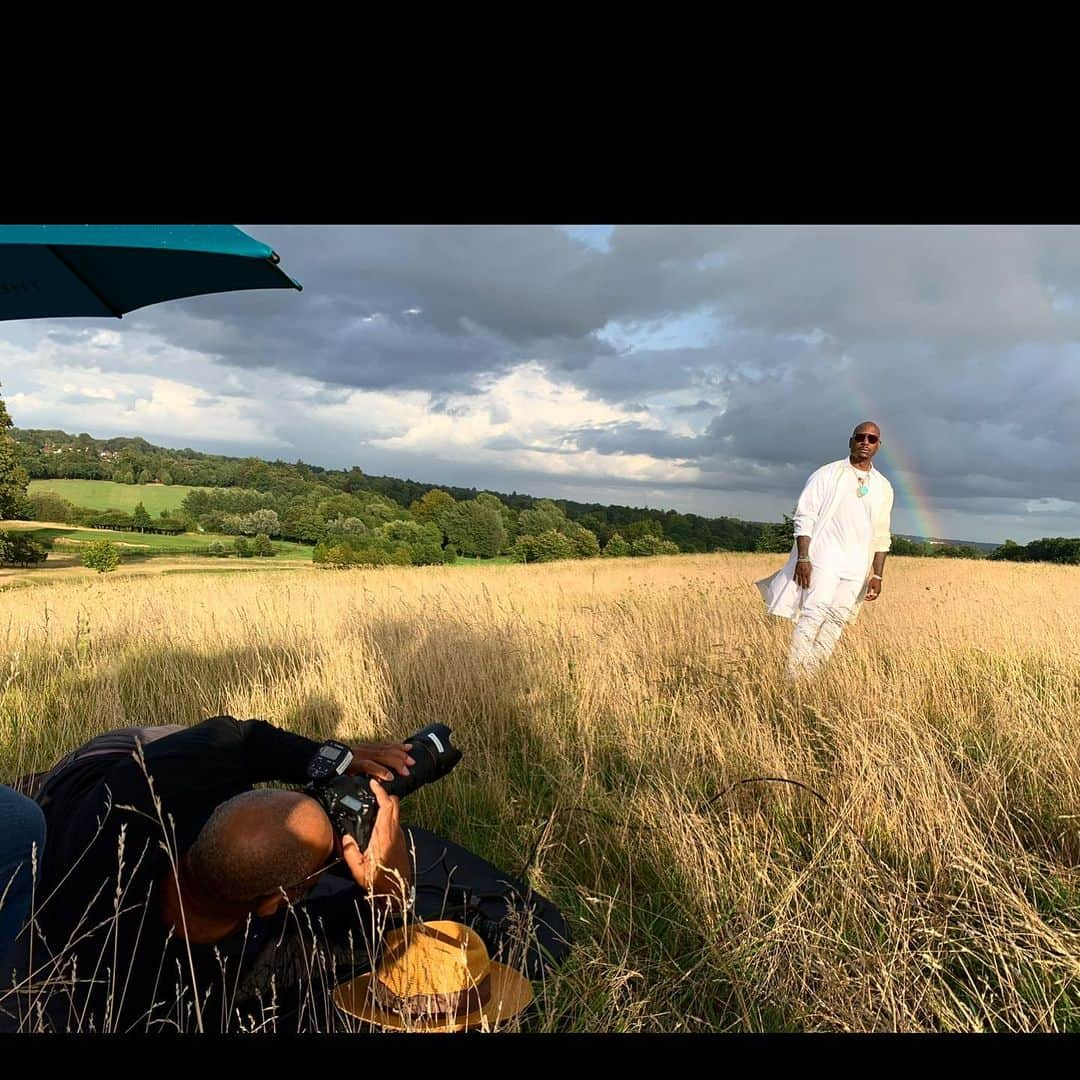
[787,569,866,678]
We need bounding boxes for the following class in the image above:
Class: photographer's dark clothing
[18,716,572,1034]
[27,715,368,1033]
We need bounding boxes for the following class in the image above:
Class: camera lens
[383,724,461,799]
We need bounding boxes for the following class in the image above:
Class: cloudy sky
[3,224,1079,544]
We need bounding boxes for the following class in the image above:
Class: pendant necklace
[854,466,869,498]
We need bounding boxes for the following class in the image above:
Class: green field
[21,525,315,560]
[27,479,204,515]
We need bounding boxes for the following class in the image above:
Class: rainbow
[844,384,942,542]
[873,438,943,542]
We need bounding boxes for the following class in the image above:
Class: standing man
[756,421,894,678]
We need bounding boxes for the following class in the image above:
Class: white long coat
[756,458,894,622]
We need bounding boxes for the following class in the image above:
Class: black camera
[304,724,462,850]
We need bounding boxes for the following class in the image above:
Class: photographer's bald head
[162,789,336,942]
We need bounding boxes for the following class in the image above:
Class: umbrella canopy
[0,225,301,321]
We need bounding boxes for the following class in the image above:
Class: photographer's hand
[340,780,413,907]
[346,741,415,783]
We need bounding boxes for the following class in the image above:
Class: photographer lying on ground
[5,716,567,1033]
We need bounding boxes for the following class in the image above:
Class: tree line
[6,421,1080,569]
[10,426,770,558]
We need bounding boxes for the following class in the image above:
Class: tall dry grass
[2,553,1080,1031]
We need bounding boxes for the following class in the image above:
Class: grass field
[27,479,203,514]
[2,553,1079,1032]
[18,523,314,558]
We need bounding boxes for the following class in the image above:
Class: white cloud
[1024,497,1080,515]
[308,362,671,484]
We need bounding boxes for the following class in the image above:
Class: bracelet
[870,574,883,580]
[796,556,811,563]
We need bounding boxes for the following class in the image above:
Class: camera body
[312,773,380,849]
[304,724,462,850]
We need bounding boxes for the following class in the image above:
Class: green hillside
[27,479,202,515]
[20,524,314,559]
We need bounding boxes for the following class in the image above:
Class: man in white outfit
[756,421,894,678]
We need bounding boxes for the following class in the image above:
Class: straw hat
[333,920,535,1032]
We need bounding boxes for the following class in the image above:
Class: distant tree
[27,492,78,524]
[252,533,275,557]
[83,540,120,573]
[517,500,567,538]
[313,541,355,567]
[0,385,30,520]
[514,530,576,563]
[137,468,153,485]
[442,500,506,558]
[219,514,245,536]
[160,508,193,532]
[0,531,50,567]
[932,545,980,559]
[601,533,631,558]
[626,519,664,542]
[318,492,405,530]
[323,516,368,543]
[383,519,423,543]
[281,499,325,544]
[409,521,449,565]
[989,539,1023,561]
[234,536,252,558]
[562,520,601,558]
[777,513,796,550]
[1021,537,1080,565]
[630,535,680,557]
[474,493,516,547]
[516,499,599,557]
[206,540,230,557]
[889,536,930,557]
[159,470,173,485]
[578,512,616,548]
[410,488,455,526]
[755,524,786,554]
[132,501,151,532]
[240,508,280,537]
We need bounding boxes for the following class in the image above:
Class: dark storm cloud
[9,225,1080,542]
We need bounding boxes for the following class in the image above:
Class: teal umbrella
[0,225,301,321]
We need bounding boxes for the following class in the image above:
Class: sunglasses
[851,433,879,444]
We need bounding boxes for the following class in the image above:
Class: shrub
[0,531,51,567]
[82,540,120,573]
[601,533,631,558]
[252,533,275,557]
[630,534,680,557]
[26,492,78,524]
[514,530,577,563]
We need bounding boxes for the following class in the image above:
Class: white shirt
[756,458,894,621]
[809,465,874,580]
